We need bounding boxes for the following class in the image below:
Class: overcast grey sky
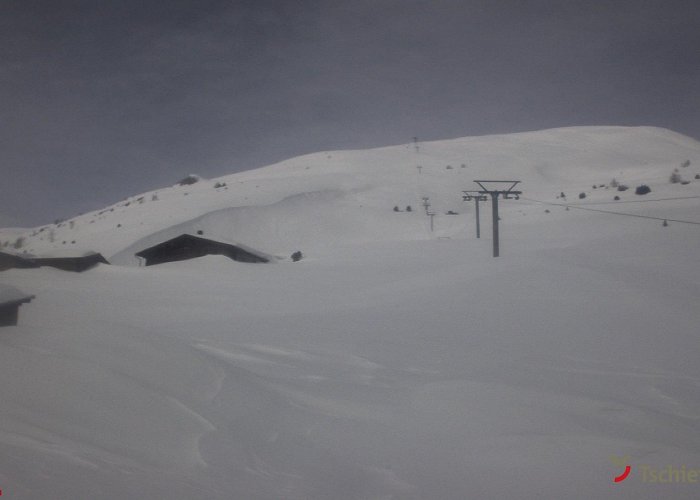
[2,0,699,226]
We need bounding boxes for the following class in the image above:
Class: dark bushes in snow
[635,184,651,195]
[177,174,200,186]
[291,251,303,262]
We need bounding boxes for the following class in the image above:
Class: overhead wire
[520,197,700,226]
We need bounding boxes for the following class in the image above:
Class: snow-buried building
[0,284,35,326]
[134,234,270,266]
[0,250,108,272]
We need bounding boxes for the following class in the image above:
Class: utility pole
[462,191,488,238]
[413,136,420,153]
[422,196,431,214]
[473,180,522,257]
[417,165,422,175]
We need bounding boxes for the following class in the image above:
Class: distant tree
[663,219,669,227]
[406,205,412,212]
[635,184,651,195]
[560,192,566,199]
[578,192,586,199]
[696,174,700,179]
[13,237,25,249]
[610,178,619,188]
[393,206,400,212]
[291,251,303,262]
[669,169,682,183]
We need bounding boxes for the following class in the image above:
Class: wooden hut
[0,251,38,271]
[0,284,35,326]
[135,234,269,266]
[31,252,109,272]
[0,250,107,272]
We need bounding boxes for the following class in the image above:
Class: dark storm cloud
[2,0,699,225]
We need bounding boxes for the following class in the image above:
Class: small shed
[0,284,35,327]
[135,234,269,266]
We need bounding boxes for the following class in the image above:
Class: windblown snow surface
[2,126,700,499]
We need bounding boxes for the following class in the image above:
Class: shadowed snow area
[2,127,700,498]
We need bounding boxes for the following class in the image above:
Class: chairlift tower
[462,191,488,238]
[473,180,522,257]
[427,211,436,232]
[421,196,431,214]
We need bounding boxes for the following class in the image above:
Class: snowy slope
[3,126,700,260]
[2,126,700,499]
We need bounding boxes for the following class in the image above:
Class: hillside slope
[3,126,700,261]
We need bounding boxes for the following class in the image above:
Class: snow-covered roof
[0,284,34,304]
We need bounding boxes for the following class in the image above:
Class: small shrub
[544,209,550,213]
[152,194,159,201]
[393,206,400,212]
[614,195,620,200]
[681,180,690,185]
[446,210,458,215]
[670,169,682,183]
[560,192,566,199]
[617,185,629,192]
[610,178,619,188]
[177,174,200,186]
[695,174,700,179]
[291,251,303,262]
[635,184,651,195]
[681,160,690,168]
[196,230,203,235]
[406,205,412,212]
[578,192,586,199]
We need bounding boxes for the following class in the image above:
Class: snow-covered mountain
[2,126,700,499]
[3,126,700,261]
